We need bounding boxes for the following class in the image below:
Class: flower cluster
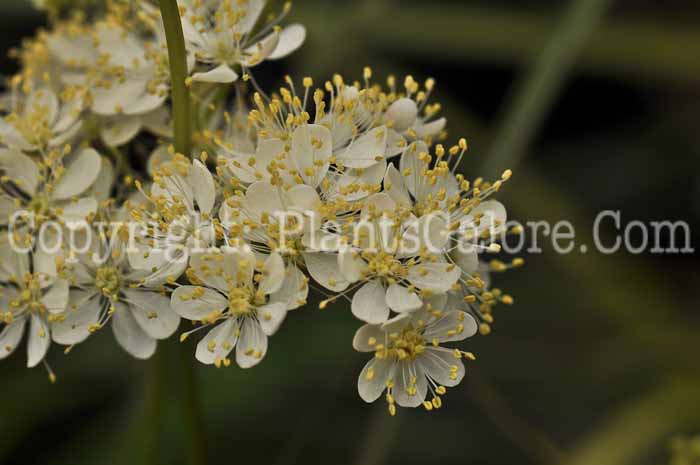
[0,0,521,414]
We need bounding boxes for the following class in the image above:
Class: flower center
[364,251,404,281]
[95,266,121,298]
[227,286,253,316]
[386,327,425,361]
[10,273,46,315]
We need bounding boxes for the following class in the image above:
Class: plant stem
[157,2,204,464]
[180,342,207,465]
[146,351,166,465]
[159,0,192,155]
[482,0,610,178]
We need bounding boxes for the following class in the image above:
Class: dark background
[1,1,699,464]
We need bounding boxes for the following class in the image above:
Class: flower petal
[171,285,228,321]
[123,289,180,340]
[385,283,423,313]
[385,98,418,132]
[352,323,384,352]
[338,248,368,283]
[419,346,465,387]
[383,163,411,208]
[0,148,39,196]
[100,115,142,147]
[337,126,388,169]
[192,64,239,83]
[258,252,285,295]
[235,317,268,368]
[358,357,394,403]
[393,361,427,408]
[41,279,69,314]
[302,251,349,292]
[52,148,102,200]
[269,263,308,310]
[291,124,332,188]
[195,318,238,365]
[268,24,306,60]
[423,310,478,343]
[27,314,50,368]
[0,316,26,360]
[51,290,102,345]
[256,302,287,336]
[407,262,461,293]
[112,303,157,360]
[189,159,216,214]
[352,280,390,324]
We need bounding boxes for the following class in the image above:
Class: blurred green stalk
[156,2,204,465]
[483,0,610,178]
[159,0,192,155]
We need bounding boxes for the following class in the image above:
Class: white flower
[0,238,69,369]
[179,0,306,83]
[128,155,217,271]
[0,87,82,152]
[353,301,478,413]
[0,147,104,229]
[52,225,184,359]
[334,191,460,324]
[170,246,287,368]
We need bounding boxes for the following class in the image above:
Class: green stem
[482,0,610,178]
[180,342,207,465]
[146,351,166,465]
[159,0,192,155]
[157,2,204,464]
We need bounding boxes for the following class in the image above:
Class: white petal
[302,251,349,292]
[192,64,239,83]
[331,161,386,202]
[100,115,142,147]
[420,347,465,387]
[385,98,418,132]
[290,124,332,188]
[258,252,285,295]
[195,318,238,365]
[407,262,461,293]
[0,148,39,196]
[91,78,148,116]
[41,279,69,314]
[27,314,50,368]
[256,302,287,336]
[89,156,115,202]
[393,361,427,408]
[243,181,284,223]
[51,291,102,345]
[352,323,384,352]
[27,88,59,125]
[352,280,390,324]
[123,289,180,340]
[361,192,397,219]
[268,24,306,60]
[235,317,268,368]
[112,303,157,359]
[385,284,422,313]
[451,248,479,275]
[171,285,228,321]
[189,160,216,214]
[60,197,98,223]
[0,317,26,360]
[0,119,33,151]
[338,248,368,282]
[357,357,394,403]
[383,163,411,208]
[337,126,388,169]
[95,23,145,69]
[268,263,308,310]
[285,184,321,214]
[241,30,280,67]
[423,310,478,343]
[399,141,429,198]
[414,117,446,139]
[52,148,102,200]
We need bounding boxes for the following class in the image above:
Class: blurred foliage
[1,0,699,465]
